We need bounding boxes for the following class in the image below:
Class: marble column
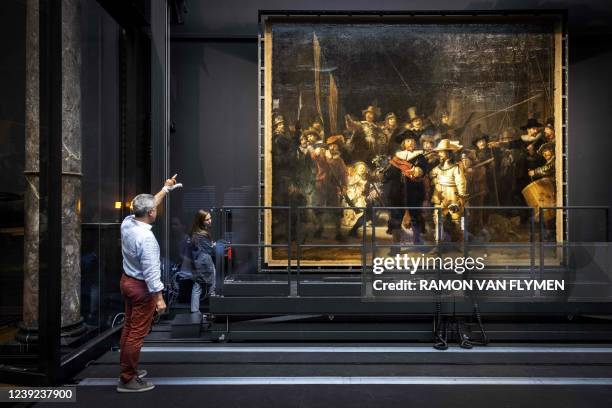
[60,0,84,331]
[18,0,85,343]
[21,0,40,332]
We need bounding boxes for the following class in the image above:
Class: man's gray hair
[131,194,156,217]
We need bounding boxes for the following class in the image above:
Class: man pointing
[117,175,182,392]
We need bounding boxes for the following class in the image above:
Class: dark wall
[81,0,122,223]
[0,0,25,196]
[170,0,612,238]
[0,0,25,318]
[170,42,258,229]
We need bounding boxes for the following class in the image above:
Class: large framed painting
[261,13,565,266]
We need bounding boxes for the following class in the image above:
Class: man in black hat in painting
[404,106,433,140]
[520,117,545,151]
[383,130,429,253]
[272,114,299,242]
[472,133,498,207]
[436,110,452,138]
[272,115,295,206]
[492,127,528,211]
[381,112,402,155]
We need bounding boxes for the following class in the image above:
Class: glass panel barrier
[0,0,33,372]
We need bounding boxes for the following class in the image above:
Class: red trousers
[119,274,156,384]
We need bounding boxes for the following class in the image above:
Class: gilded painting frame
[260,12,566,267]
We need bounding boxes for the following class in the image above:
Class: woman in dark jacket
[189,209,216,313]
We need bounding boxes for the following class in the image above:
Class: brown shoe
[116,376,155,393]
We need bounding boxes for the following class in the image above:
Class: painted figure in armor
[345,105,386,164]
[430,139,467,242]
[528,142,555,180]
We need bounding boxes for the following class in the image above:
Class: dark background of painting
[271,21,555,140]
[169,0,612,244]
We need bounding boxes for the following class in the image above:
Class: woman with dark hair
[189,209,216,313]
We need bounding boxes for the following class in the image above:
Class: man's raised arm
[154,174,183,207]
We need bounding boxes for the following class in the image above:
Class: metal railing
[207,205,610,299]
[295,206,368,296]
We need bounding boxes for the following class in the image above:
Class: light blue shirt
[121,215,164,293]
